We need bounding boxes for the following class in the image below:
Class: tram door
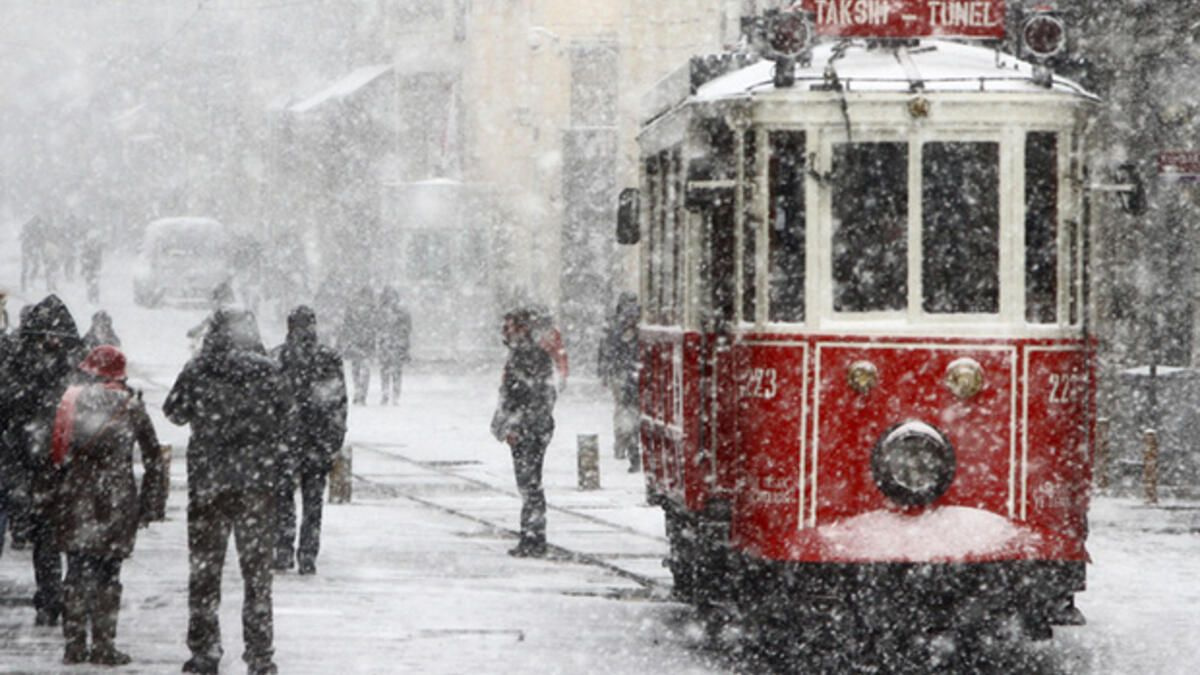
[698,195,738,494]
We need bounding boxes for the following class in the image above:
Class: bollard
[577,434,600,490]
[1095,418,1110,491]
[1142,429,1159,505]
[328,446,353,504]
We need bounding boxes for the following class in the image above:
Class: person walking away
[83,310,122,351]
[598,292,642,472]
[51,345,164,665]
[20,215,45,292]
[272,306,348,574]
[164,309,284,675]
[80,232,103,305]
[375,287,411,405]
[491,307,558,557]
[0,294,86,625]
[186,280,236,355]
[339,286,377,405]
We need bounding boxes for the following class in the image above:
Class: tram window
[922,142,1000,314]
[768,131,806,322]
[1068,219,1079,325]
[1026,132,1058,324]
[832,142,908,313]
[644,157,659,324]
[673,150,685,326]
[742,130,758,322]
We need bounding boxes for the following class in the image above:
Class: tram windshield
[831,142,908,313]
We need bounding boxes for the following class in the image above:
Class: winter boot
[90,583,131,666]
[298,558,316,575]
[507,538,547,558]
[272,549,294,572]
[61,584,90,664]
[182,655,219,674]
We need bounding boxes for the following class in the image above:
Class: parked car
[133,217,230,307]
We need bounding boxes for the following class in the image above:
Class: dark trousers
[275,458,328,565]
[63,553,122,647]
[350,360,370,404]
[510,431,551,546]
[379,363,403,404]
[32,516,63,617]
[187,490,274,669]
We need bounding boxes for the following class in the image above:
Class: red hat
[79,345,127,380]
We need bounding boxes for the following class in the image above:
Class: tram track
[352,442,673,598]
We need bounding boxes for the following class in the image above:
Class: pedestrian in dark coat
[0,294,85,626]
[491,307,558,558]
[82,310,121,351]
[598,292,641,471]
[51,345,163,665]
[273,306,347,575]
[164,309,284,675]
[80,232,103,304]
[339,285,377,405]
[375,286,411,405]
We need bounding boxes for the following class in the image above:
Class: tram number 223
[1048,372,1087,405]
[741,368,779,400]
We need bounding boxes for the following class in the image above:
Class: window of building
[922,142,1000,314]
[832,142,908,313]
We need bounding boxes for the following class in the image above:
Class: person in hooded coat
[51,345,164,665]
[598,292,641,472]
[164,309,284,675]
[0,294,85,626]
[82,310,121,351]
[375,287,411,406]
[491,307,558,558]
[272,306,347,574]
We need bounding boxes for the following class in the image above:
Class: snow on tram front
[617,0,1097,658]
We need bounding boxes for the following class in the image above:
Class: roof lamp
[1021,12,1066,61]
[766,7,813,59]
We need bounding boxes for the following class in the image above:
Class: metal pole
[1142,429,1159,505]
[577,434,600,490]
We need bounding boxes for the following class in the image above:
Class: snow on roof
[695,40,1096,102]
[289,64,393,114]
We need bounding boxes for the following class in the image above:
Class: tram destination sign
[799,0,1007,40]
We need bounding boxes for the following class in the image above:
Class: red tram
[621,3,1096,649]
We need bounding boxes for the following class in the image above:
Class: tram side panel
[1021,343,1092,560]
[730,341,807,560]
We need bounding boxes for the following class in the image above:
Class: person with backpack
[51,345,164,665]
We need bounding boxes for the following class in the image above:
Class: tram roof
[691,40,1096,103]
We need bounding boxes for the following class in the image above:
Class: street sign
[1157,151,1200,180]
[799,0,1007,40]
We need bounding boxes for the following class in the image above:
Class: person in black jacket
[0,294,85,626]
[598,292,641,472]
[82,310,121,351]
[164,309,284,675]
[491,307,558,558]
[272,306,348,575]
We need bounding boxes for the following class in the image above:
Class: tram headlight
[945,358,985,401]
[871,422,956,508]
[847,361,879,395]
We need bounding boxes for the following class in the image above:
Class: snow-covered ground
[1,222,1199,673]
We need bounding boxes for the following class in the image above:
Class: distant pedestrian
[51,345,165,665]
[0,294,86,626]
[0,289,10,334]
[491,307,558,558]
[375,287,411,405]
[186,280,236,355]
[80,231,103,304]
[272,306,347,575]
[20,215,45,292]
[164,309,284,675]
[83,310,121,351]
[339,286,377,405]
[598,293,641,472]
